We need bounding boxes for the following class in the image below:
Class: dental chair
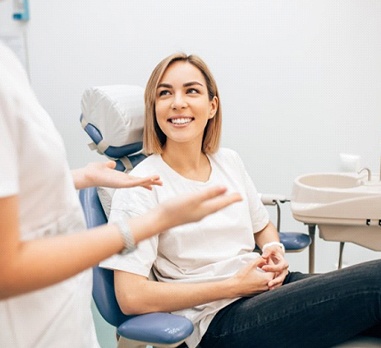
[80,85,381,348]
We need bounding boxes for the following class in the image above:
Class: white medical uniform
[100,148,269,348]
[0,42,99,348]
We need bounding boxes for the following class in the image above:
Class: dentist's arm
[0,186,241,299]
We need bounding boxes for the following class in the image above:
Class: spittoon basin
[290,172,381,250]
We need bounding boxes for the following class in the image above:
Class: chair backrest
[79,85,151,328]
[80,85,146,172]
[79,187,134,328]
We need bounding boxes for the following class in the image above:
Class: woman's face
[155,61,218,149]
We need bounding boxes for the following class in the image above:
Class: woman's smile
[168,116,195,126]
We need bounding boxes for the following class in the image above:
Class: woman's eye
[187,88,199,94]
[158,90,170,97]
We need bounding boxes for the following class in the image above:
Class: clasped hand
[233,248,289,296]
[260,246,289,290]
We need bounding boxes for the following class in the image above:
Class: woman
[100,53,381,348]
[0,43,241,348]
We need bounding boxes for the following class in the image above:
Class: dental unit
[291,149,381,269]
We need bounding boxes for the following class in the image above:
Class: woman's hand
[72,161,162,190]
[260,246,289,290]
[227,258,275,297]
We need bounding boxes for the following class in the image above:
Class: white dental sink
[291,172,381,250]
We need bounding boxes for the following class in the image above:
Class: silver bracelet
[262,241,285,254]
[115,218,136,255]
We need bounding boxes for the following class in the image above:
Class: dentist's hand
[260,246,289,290]
[72,161,162,190]
[130,186,243,242]
[161,186,242,227]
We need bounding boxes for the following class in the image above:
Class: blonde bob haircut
[143,53,222,155]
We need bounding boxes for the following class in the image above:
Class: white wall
[1,0,381,273]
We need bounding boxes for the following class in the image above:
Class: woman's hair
[143,53,222,155]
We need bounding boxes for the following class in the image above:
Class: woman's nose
[171,93,187,109]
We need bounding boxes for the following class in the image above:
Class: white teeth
[170,118,192,124]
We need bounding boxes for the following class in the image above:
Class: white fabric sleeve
[244,170,270,233]
[228,149,269,233]
[99,186,158,277]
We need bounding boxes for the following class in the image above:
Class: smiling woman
[144,53,222,156]
[152,61,218,182]
[155,62,217,153]
[99,52,381,348]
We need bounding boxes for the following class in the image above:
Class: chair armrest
[118,312,194,345]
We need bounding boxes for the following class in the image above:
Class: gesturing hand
[162,186,242,227]
[74,161,162,190]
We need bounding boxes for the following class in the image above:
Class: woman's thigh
[201,259,381,348]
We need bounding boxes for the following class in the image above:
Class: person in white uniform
[101,53,381,348]
[0,42,241,348]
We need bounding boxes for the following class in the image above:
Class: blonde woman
[101,53,381,348]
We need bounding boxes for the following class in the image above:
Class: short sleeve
[224,148,269,233]
[99,185,159,277]
[244,170,269,233]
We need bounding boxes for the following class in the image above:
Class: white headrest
[81,85,145,146]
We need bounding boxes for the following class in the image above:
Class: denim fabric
[200,260,381,348]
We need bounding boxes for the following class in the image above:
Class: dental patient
[100,52,381,348]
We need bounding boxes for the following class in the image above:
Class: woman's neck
[161,143,211,182]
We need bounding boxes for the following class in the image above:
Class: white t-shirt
[0,42,99,348]
[100,148,269,348]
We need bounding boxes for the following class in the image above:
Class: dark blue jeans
[200,259,381,348]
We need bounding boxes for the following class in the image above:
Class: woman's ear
[209,96,218,119]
